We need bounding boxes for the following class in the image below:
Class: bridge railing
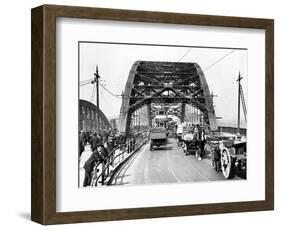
[89,130,149,186]
[217,126,247,136]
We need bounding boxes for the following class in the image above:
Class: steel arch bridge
[79,99,112,132]
[119,61,218,134]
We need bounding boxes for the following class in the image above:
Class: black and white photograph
[78,42,247,188]
[0,0,276,227]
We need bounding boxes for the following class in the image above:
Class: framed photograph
[31,4,274,225]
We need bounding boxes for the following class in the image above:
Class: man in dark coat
[79,131,85,157]
[107,132,116,152]
[197,127,206,160]
[102,129,109,143]
[83,145,108,187]
[90,132,100,151]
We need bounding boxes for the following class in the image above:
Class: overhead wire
[203,49,235,72]
[90,83,95,103]
[83,48,236,106]
[100,83,122,98]
[80,78,94,87]
[99,84,112,112]
[177,48,192,62]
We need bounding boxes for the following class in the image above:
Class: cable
[203,49,235,72]
[99,83,133,100]
[177,48,192,62]
[100,84,141,100]
[100,83,122,98]
[90,84,95,103]
[80,81,92,87]
[99,86,110,112]
[80,78,94,87]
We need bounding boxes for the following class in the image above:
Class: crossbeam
[136,71,197,75]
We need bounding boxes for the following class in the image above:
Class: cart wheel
[220,148,235,179]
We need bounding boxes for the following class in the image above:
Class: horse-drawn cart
[208,135,247,179]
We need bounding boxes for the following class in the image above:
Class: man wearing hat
[90,131,100,151]
[83,144,108,187]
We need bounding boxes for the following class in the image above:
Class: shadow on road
[150,146,173,151]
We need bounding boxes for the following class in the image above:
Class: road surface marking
[185,156,210,181]
[166,148,182,183]
[143,144,152,184]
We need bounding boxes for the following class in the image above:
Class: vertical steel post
[146,104,152,128]
[94,66,100,134]
[237,72,242,134]
[181,103,185,123]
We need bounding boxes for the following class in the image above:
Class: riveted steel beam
[119,61,218,135]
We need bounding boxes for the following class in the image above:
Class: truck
[149,127,167,151]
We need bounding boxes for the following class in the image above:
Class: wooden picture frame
[31,4,274,225]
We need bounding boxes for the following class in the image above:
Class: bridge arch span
[79,99,112,132]
[119,61,217,134]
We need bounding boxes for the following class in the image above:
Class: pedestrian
[213,144,221,171]
[107,132,116,152]
[197,127,206,160]
[192,125,200,158]
[83,144,108,187]
[79,131,85,157]
[98,144,109,160]
[103,129,109,143]
[97,133,103,145]
[90,132,99,151]
[85,130,90,144]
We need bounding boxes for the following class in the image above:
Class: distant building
[110,118,119,130]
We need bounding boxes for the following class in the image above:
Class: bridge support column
[146,104,152,128]
[180,103,185,123]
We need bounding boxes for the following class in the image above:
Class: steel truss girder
[118,61,218,134]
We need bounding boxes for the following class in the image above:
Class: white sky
[79,42,247,124]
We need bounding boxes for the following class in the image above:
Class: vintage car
[149,127,167,151]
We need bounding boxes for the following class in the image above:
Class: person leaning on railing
[83,144,108,187]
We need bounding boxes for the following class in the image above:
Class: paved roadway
[110,138,243,186]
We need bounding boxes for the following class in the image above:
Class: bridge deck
[110,138,243,186]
